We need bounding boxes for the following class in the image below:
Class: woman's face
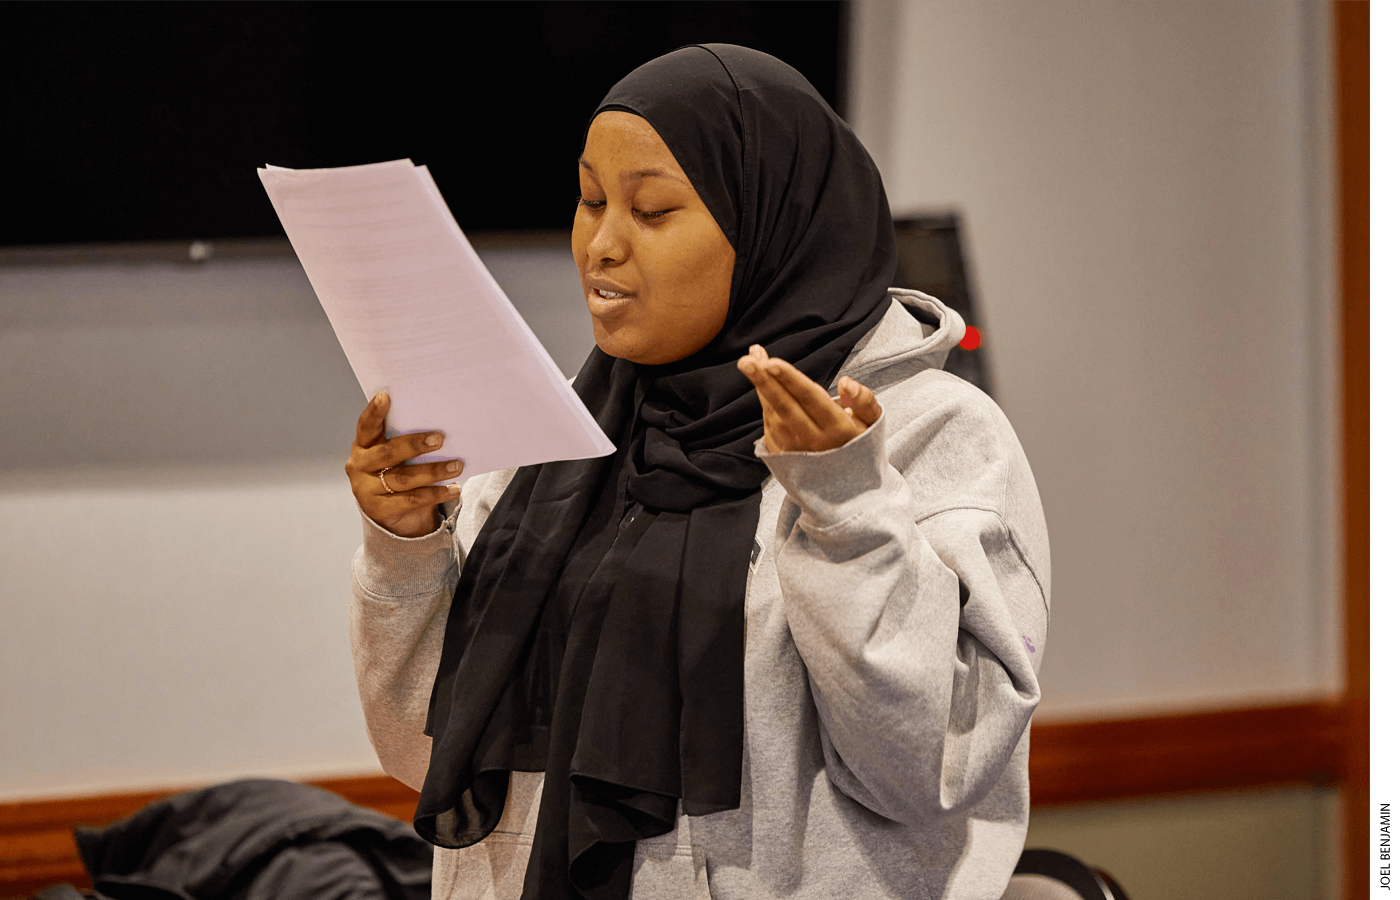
[573,111,736,365]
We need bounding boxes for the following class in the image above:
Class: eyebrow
[578,157,684,183]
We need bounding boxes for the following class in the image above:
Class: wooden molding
[0,701,1348,897]
[1028,701,1346,807]
[1333,3,1370,898]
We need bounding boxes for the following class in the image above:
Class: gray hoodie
[350,288,1051,900]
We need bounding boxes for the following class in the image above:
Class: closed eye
[576,197,673,221]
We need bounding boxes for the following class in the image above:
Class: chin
[591,320,705,366]
[588,320,646,363]
[598,343,661,365]
[591,321,622,358]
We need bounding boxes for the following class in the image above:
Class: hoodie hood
[839,288,966,383]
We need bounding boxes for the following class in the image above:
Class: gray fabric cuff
[356,500,462,598]
[755,413,888,529]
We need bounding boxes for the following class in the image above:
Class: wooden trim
[303,774,421,824]
[1028,701,1346,807]
[1333,3,1370,899]
[0,701,1347,896]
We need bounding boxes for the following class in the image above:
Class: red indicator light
[959,326,982,351]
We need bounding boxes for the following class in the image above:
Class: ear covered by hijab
[414,44,897,900]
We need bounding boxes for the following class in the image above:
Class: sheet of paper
[259,159,613,479]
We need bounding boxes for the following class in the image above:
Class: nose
[586,205,629,267]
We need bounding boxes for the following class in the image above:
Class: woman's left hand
[738,344,882,453]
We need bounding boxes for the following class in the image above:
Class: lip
[585,277,637,319]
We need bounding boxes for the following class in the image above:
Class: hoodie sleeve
[348,467,515,791]
[757,375,1050,826]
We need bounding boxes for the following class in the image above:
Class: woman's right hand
[346,391,463,538]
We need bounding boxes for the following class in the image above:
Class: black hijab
[415,44,897,899]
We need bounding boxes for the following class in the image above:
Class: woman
[346,44,1049,900]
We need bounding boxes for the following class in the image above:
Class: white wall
[850,0,1340,718]
[0,0,1341,800]
[0,245,589,800]
[0,463,372,797]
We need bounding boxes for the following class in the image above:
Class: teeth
[597,289,626,300]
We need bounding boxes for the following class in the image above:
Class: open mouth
[587,285,636,318]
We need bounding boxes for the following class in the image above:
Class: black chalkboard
[3,2,844,246]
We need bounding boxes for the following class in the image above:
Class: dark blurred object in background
[893,213,993,398]
[2,2,843,245]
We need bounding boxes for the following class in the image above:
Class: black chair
[1000,848,1130,900]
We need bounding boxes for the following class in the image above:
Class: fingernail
[446,483,461,496]
[426,433,443,448]
[738,360,755,375]
[374,391,387,406]
[448,460,463,473]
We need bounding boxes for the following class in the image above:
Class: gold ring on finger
[378,467,397,494]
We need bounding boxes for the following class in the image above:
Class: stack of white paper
[259,159,613,478]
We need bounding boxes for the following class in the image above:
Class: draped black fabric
[415,44,898,899]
